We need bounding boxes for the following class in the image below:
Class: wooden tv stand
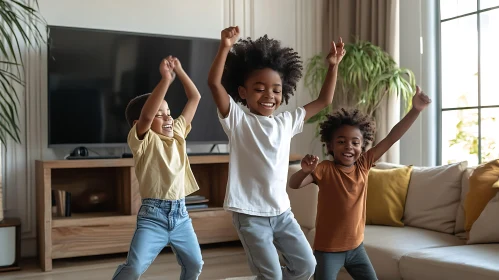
[35,154,302,271]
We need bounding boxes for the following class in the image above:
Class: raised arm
[371,86,431,161]
[289,154,319,189]
[207,26,240,117]
[303,38,345,121]
[171,57,201,125]
[136,58,174,138]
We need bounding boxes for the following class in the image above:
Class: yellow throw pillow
[464,159,499,232]
[366,166,413,227]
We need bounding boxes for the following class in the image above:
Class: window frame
[438,0,499,165]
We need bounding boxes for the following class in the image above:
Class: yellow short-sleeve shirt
[127,115,199,200]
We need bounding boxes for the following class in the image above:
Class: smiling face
[328,125,364,166]
[237,68,283,116]
[150,100,174,137]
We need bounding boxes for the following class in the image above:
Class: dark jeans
[314,243,377,280]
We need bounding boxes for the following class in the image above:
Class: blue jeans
[232,209,316,280]
[112,198,203,280]
[314,243,377,280]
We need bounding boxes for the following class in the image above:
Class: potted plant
[0,0,45,222]
[304,40,416,155]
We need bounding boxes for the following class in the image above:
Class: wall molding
[223,0,254,39]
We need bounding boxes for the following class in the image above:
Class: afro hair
[319,108,376,153]
[222,35,303,106]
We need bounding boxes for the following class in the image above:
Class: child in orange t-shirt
[289,86,431,280]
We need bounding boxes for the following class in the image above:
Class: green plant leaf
[304,54,328,100]
[0,0,47,145]
[304,39,415,142]
[0,69,22,104]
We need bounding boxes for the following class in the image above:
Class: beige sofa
[286,161,499,280]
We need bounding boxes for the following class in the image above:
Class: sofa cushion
[465,159,499,232]
[306,228,315,247]
[404,161,467,234]
[375,161,467,233]
[468,192,499,244]
[373,162,405,169]
[300,226,312,244]
[399,244,499,280]
[287,164,318,231]
[366,166,413,227]
[454,167,475,235]
[336,225,465,279]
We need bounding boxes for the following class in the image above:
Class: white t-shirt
[218,96,306,216]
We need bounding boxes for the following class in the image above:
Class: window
[440,0,499,166]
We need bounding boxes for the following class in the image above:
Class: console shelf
[36,154,301,271]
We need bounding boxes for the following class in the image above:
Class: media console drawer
[51,222,135,259]
[50,210,239,259]
[190,209,239,244]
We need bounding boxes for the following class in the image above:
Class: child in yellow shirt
[112,57,203,280]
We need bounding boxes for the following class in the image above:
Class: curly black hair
[222,35,303,105]
[319,108,376,153]
[125,93,151,127]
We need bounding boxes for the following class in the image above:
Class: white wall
[39,0,225,39]
[399,0,438,167]
[2,0,321,257]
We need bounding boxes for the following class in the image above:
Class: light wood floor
[0,243,252,280]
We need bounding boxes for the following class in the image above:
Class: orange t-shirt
[311,149,376,252]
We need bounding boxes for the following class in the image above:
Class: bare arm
[303,39,345,121]
[289,170,315,189]
[207,45,231,117]
[207,26,240,118]
[288,154,319,189]
[372,86,432,162]
[172,58,201,125]
[136,58,174,139]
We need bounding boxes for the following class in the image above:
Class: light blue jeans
[112,198,203,280]
[232,209,316,280]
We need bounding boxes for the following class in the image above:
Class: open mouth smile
[259,102,275,109]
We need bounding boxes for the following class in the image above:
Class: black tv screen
[48,26,227,147]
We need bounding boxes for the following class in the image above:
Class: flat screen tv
[47,26,227,147]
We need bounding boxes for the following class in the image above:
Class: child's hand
[412,86,431,112]
[326,38,346,66]
[221,26,240,48]
[301,154,319,174]
[159,57,175,81]
[169,57,184,74]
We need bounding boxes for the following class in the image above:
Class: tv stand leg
[209,144,218,153]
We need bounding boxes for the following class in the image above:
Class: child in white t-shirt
[207,26,345,279]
